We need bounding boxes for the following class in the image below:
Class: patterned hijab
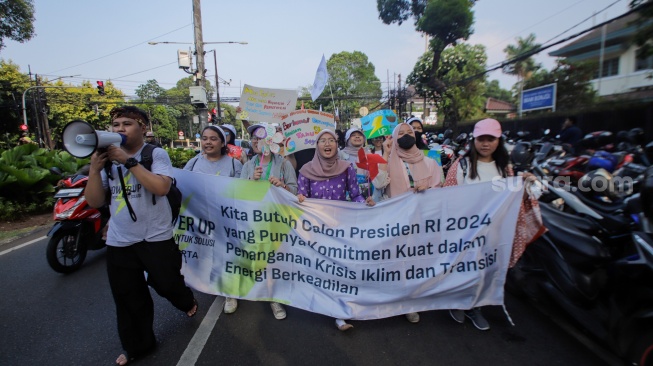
[387,123,440,197]
[299,130,351,181]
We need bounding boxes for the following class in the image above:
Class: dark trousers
[106,238,194,358]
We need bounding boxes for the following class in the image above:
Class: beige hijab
[387,123,441,197]
[299,130,351,181]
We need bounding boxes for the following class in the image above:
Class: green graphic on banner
[218,201,304,298]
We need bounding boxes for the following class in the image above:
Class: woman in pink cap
[444,118,511,331]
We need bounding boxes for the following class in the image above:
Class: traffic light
[96,81,105,96]
[20,124,28,131]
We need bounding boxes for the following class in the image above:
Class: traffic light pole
[22,86,80,148]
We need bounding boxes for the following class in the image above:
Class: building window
[594,57,619,78]
[636,53,653,71]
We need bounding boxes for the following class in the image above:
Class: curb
[0,225,50,247]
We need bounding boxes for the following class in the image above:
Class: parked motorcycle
[47,167,107,273]
[507,164,653,365]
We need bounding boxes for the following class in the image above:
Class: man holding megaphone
[83,106,198,366]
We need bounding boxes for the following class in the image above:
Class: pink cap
[473,118,502,138]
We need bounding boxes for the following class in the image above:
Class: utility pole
[212,50,222,122]
[193,0,208,129]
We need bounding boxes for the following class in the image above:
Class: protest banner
[360,109,399,139]
[280,109,335,155]
[173,169,523,320]
[237,84,298,122]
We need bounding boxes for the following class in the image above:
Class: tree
[0,0,36,51]
[44,79,125,146]
[522,59,597,112]
[485,80,513,102]
[503,33,541,104]
[630,0,653,58]
[408,43,488,125]
[0,59,31,138]
[135,79,166,102]
[300,51,382,124]
[378,0,475,97]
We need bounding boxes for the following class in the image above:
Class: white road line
[177,296,225,366]
[0,236,47,256]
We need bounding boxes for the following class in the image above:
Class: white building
[549,12,653,100]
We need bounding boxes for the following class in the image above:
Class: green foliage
[0,145,87,220]
[166,147,198,168]
[630,0,653,59]
[378,0,475,97]
[0,59,31,137]
[503,33,541,80]
[0,196,54,221]
[0,0,35,51]
[408,43,488,126]
[485,80,513,102]
[300,51,382,123]
[37,79,125,147]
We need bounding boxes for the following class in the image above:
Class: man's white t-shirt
[456,158,502,185]
[101,144,174,247]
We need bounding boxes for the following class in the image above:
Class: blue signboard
[521,83,556,112]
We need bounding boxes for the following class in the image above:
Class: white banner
[173,168,523,320]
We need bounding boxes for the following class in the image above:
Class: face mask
[397,135,416,149]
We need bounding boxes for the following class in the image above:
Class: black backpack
[140,144,182,223]
[108,144,182,223]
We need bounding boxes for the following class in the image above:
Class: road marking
[0,236,47,256]
[177,296,225,366]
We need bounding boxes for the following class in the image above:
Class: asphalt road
[0,229,617,366]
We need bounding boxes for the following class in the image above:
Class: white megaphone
[62,120,127,158]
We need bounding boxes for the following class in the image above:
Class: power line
[454,2,651,87]
[46,23,192,74]
[111,61,179,80]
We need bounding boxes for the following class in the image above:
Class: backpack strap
[231,157,236,177]
[139,143,158,205]
[190,156,199,171]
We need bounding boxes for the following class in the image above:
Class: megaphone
[62,120,126,158]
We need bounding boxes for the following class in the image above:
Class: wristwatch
[124,157,139,169]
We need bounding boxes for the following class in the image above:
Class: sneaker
[405,312,420,323]
[224,297,237,314]
[335,318,353,331]
[465,308,490,331]
[449,309,465,324]
[270,302,286,320]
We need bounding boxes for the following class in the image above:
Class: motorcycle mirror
[49,167,63,176]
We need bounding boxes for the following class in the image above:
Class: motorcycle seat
[541,210,611,265]
[539,202,601,233]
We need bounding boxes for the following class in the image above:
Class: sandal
[115,353,133,365]
[187,298,198,317]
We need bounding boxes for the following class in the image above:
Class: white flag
[310,54,328,101]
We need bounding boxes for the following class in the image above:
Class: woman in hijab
[297,129,375,331]
[339,127,372,198]
[372,123,443,323]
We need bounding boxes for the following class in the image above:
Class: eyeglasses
[251,137,260,141]
[318,138,337,145]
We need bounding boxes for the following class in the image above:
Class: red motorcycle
[47,167,107,273]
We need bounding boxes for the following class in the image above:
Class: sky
[1,0,632,101]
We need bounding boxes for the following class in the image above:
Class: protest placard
[280,109,335,154]
[237,84,298,122]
